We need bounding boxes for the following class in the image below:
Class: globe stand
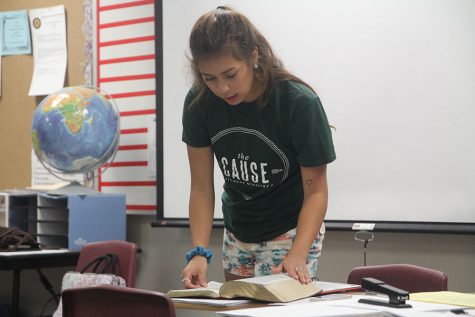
[47,180,99,195]
[45,171,98,195]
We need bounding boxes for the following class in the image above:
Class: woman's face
[198,52,257,106]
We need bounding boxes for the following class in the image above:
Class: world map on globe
[32,86,120,175]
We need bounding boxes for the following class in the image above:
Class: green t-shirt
[182,80,336,243]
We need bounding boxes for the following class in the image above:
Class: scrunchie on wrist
[185,246,213,264]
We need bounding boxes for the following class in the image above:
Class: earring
[253,63,259,70]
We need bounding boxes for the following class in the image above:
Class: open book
[167,273,321,303]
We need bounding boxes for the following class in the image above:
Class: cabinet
[5,192,126,251]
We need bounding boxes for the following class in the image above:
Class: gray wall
[127,216,475,317]
[1,215,474,317]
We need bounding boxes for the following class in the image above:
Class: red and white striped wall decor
[94,0,158,214]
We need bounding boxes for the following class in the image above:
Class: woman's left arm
[282,164,329,284]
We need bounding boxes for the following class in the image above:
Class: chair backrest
[62,285,176,317]
[76,240,138,287]
[347,263,448,293]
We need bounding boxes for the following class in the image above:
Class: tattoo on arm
[305,179,313,186]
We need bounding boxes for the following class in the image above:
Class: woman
[180,6,336,288]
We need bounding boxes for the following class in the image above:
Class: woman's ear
[252,47,259,64]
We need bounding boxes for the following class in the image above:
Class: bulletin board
[92,0,159,215]
[0,0,85,191]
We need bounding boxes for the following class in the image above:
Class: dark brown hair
[188,6,313,107]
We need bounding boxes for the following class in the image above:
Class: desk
[0,250,80,317]
[173,294,470,317]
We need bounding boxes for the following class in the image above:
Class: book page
[207,281,223,288]
[167,281,222,298]
[264,278,320,302]
[232,273,294,286]
[172,298,254,306]
[220,274,320,302]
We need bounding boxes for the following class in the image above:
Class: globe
[31,86,120,180]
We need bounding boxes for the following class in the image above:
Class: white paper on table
[217,294,467,317]
[323,294,466,316]
[217,301,384,317]
[28,5,67,96]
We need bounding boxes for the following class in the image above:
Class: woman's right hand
[181,255,209,288]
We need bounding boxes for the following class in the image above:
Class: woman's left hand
[275,255,312,284]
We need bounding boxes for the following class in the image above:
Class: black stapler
[358,277,412,308]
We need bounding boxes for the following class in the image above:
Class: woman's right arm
[181,145,215,288]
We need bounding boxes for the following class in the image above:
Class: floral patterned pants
[222,227,324,279]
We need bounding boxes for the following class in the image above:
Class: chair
[347,263,448,293]
[76,240,138,287]
[62,285,176,317]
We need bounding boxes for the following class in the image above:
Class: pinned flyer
[28,5,67,96]
[0,10,32,56]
